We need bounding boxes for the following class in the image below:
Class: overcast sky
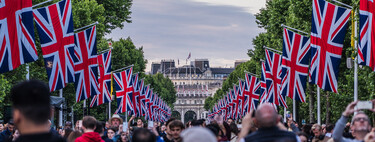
[106,0,266,72]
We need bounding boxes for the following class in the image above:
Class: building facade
[151,59,234,123]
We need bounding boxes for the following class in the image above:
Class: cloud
[106,0,265,72]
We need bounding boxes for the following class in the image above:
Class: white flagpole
[317,86,321,125]
[354,18,358,102]
[26,64,30,80]
[83,100,86,116]
[59,89,63,127]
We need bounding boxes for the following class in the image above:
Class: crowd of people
[1,80,375,142]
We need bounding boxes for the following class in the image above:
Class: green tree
[144,73,177,108]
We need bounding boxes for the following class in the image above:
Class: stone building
[151,59,234,123]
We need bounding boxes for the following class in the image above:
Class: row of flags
[1,0,171,122]
[208,0,375,119]
[113,68,172,122]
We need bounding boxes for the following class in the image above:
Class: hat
[110,114,123,124]
[180,127,216,142]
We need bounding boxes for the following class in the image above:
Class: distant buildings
[151,59,237,122]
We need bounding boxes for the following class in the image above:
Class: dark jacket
[14,132,65,142]
[75,132,104,142]
[0,129,11,142]
[243,126,298,142]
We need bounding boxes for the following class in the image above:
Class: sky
[106,0,267,72]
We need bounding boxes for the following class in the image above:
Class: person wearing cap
[109,114,123,130]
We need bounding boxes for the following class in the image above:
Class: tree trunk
[308,84,315,123]
[325,91,331,124]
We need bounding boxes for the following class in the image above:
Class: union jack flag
[309,0,351,93]
[74,25,99,102]
[113,68,134,114]
[281,28,311,102]
[259,62,267,104]
[0,0,37,73]
[132,74,141,117]
[237,80,245,119]
[138,80,147,116]
[231,87,240,119]
[358,0,375,71]
[146,89,154,120]
[264,49,287,107]
[33,0,75,92]
[242,73,260,116]
[90,50,112,107]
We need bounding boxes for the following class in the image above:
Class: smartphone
[357,101,373,110]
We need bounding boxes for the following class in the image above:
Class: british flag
[132,74,141,116]
[259,62,267,104]
[113,68,134,114]
[281,28,311,102]
[138,79,147,116]
[237,80,245,119]
[74,25,99,102]
[309,0,351,93]
[264,49,287,107]
[90,50,112,107]
[0,0,38,73]
[146,89,154,120]
[33,0,75,92]
[358,0,375,71]
[242,73,261,116]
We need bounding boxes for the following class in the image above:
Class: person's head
[94,121,104,135]
[169,120,184,139]
[12,129,20,141]
[67,130,82,142]
[82,116,97,132]
[119,131,129,142]
[206,123,221,140]
[165,118,176,136]
[311,124,322,137]
[110,114,123,128]
[351,111,371,133]
[254,103,279,128]
[0,124,3,131]
[107,127,116,139]
[161,125,166,132]
[229,122,239,135]
[132,128,156,142]
[137,119,143,126]
[180,127,216,142]
[63,128,73,139]
[7,120,14,133]
[227,118,233,125]
[326,124,334,133]
[11,80,51,133]
[296,132,308,142]
[65,121,72,129]
[191,119,204,127]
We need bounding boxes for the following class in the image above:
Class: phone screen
[357,101,373,110]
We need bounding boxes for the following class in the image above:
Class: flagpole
[263,46,282,54]
[59,89,63,127]
[74,21,99,33]
[281,24,309,35]
[293,99,296,121]
[317,86,321,125]
[83,100,86,116]
[354,15,358,102]
[113,64,134,73]
[26,64,30,80]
